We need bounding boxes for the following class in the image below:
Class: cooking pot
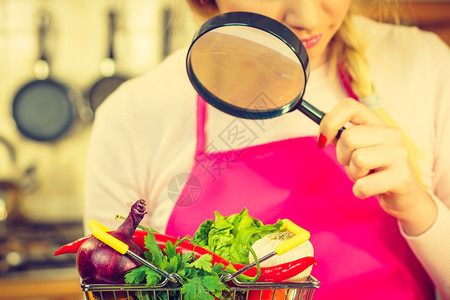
[0,181,22,223]
[0,136,22,222]
[0,136,39,223]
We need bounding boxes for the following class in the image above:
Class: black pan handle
[34,10,52,79]
[37,10,51,63]
[107,10,117,60]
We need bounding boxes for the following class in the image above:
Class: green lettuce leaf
[193,208,282,264]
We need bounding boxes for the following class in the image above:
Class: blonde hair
[185,0,424,184]
[330,2,424,185]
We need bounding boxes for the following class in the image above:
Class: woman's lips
[300,34,323,49]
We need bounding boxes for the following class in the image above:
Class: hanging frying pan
[87,10,127,115]
[12,10,78,142]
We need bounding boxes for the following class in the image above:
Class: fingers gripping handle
[275,219,310,255]
[88,219,129,254]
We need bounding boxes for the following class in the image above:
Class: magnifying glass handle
[298,100,344,138]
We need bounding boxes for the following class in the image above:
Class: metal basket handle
[88,220,179,283]
[275,219,310,255]
[222,219,310,281]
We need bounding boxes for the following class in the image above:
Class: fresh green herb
[192,208,283,264]
[221,244,261,283]
[181,276,224,300]
[125,231,229,300]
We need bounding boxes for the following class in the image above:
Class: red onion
[76,199,147,284]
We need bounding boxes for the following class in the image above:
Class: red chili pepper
[231,256,317,282]
[54,230,317,282]
[54,230,171,256]
[54,234,95,256]
[54,230,230,266]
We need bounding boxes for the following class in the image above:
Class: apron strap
[337,62,359,101]
[195,95,207,154]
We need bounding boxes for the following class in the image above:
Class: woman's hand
[319,98,437,236]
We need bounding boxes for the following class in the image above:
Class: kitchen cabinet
[0,268,83,300]
[404,1,450,45]
[361,1,450,45]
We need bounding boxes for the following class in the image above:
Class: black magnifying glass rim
[186,11,310,120]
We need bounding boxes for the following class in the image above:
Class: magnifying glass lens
[190,26,306,111]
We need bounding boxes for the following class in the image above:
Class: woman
[83,0,450,298]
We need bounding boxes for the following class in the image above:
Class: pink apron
[165,94,434,299]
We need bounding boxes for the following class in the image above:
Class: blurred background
[0,0,448,299]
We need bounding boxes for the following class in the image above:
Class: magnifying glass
[186,11,344,137]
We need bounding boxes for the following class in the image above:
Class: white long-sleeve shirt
[84,16,450,298]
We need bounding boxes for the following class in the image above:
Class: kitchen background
[0,0,449,299]
[0,0,196,223]
[0,0,198,298]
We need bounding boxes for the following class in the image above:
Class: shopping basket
[81,220,320,300]
[81,276,320,299]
